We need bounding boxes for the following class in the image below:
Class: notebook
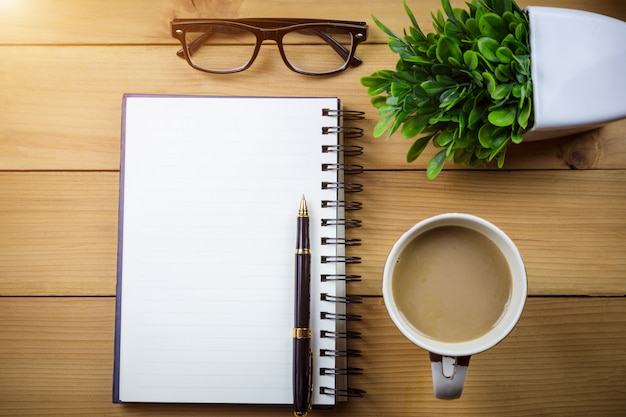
[113,94,364,407]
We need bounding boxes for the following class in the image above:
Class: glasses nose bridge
[259,27,282,43]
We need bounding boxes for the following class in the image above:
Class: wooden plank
[350,170,626,296]
[2,170,625,296]
[1,45,625,171]
[355,118,626,171]
[1,296,625,416]
[347,297,626,417]
[0,172,118,296]
[0,45,383,171]
[0,0,623,45]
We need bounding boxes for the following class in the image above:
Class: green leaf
[491,0,513,15]
[448,56,462,67]
[465,17,480,37]
[406,134,433,162]
[401,54,435,64]
[491,82,512,100]
[482,71,497,95]
[479,13,508,42]
[390,79,412,97]
[421,80,448,95]
[488,133,510,160]
[495,64,513,82]
[502,33,526,52]
[436,36,463,65]
[470,70,483,85]
[435,129,455,147]
[453,148,473,166]
[477,37,499,62]
[454,127,476,149]
[441,0,458,24]
[426,43,438,59]
[496,47,514,63]
[439,85,459,102]
[372,14,402,40]
[457,111,467,136]
[431,10,446,33]
[444,20,464,39]
[478,123,496,148]
[427,149,447,179]
[490,147,506,167]
[468,105,483,129]
[402,113,432,138]
[373,114,395,138]
[409,25,427,43]
[517,98,532,129]
[479,123,508,150]
[515,21,528,42]
[403,0,421,32]
[435,75,457,85]
[370,95,387,109]
[376,107,395,118]
[360,73,393,96]
[431,64,452,75]
[477,146,492,159]
[502,11,517,26]
[454,7,470,23]
[463,50,479,70]
[488,106,517,126]
[389,38,409,53]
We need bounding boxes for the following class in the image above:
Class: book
[113,94,364,407]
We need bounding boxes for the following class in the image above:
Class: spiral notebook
[113,94,364,406]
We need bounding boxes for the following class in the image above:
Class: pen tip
[298,195,309,217]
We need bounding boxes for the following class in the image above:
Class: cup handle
[429,353,471,400]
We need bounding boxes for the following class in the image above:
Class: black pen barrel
[293,337,312,416]
[294,197,312,416]
[294,248,311,327]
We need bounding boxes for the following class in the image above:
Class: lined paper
[115,95,344,405]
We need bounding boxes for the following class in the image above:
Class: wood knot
[560,129,602,169]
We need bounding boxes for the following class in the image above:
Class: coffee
[392,225,512,343]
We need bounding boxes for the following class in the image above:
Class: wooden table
[1,0,625,415]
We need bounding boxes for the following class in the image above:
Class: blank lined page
[115,95,342,405]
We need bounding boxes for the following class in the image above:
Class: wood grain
[347,297,626,417]
[0,0,623,45]
[2,170,624,297]
[0,172,118,296]
[1,0,625,415]
[1,44,625,171]
[351,170,626,296]
[1,297,625,416]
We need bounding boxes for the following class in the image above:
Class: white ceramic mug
[382,213,527,399]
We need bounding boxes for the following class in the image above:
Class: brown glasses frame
[171,18,368,75]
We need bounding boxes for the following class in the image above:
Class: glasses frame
[171,18,368,75]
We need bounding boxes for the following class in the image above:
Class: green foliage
[360,0,533,179]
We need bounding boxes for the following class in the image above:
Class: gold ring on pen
[293,328,311,339]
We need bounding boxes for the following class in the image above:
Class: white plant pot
[524,6,626,141]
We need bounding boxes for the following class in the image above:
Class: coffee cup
[382,213,527,399]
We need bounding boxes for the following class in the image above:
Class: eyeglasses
[171,18,368,75]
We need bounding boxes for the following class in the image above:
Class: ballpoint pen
[293,195,313,417]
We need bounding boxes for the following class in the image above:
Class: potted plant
[361,0,626,179]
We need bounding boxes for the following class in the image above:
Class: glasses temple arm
[300,28,362,66]
[176,29,215,58]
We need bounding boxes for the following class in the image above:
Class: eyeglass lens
[282,27,354,73]
[185,25,258,72]
[183,24,355,74]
